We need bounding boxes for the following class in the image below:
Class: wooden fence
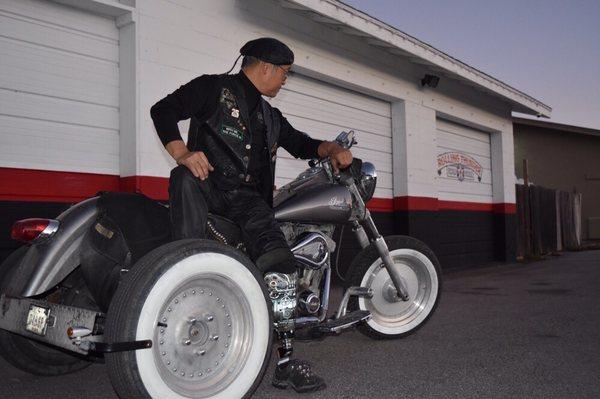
[516,184,581,258]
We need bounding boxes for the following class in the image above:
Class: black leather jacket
[151,73,322,206]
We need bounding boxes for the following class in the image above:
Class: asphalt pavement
[1,250,599,398]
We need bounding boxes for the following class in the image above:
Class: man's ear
[260,61,270,76]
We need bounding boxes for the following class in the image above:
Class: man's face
[261,63,292,97]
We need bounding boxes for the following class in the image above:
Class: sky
[342,0,600,130]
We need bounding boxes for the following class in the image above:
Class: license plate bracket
[25,305,50,336]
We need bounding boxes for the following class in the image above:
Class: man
[151,37,352,393]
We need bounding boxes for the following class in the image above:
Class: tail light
[11,218,60,243]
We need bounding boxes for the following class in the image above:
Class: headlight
[358,161,377,202]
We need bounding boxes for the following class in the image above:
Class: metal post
[522,158,531,257]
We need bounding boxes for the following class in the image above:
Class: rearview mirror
[335,130,355,149]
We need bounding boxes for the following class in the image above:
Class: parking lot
[1,250,599,399]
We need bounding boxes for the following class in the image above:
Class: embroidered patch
[95,223,114,239]
[221,88,236,102]
[220,125,243,140]
[220,88,237,111]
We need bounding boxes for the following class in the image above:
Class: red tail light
[11,218,59,243]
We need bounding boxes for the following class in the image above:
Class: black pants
[169,166,295,273]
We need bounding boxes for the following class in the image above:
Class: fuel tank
[274,184,352,223]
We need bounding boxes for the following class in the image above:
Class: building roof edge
[283,0,552,117]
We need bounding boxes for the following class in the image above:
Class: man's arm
[150,75,216,179]
[317,141,353,173]
[275,109,353,173]
[165,140,214,180]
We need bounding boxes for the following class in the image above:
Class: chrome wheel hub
[152,274,253,396]
[382,278,407,303]
[359,248,439,334]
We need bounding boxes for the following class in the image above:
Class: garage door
[436,118,492,203]
[268,74,392,200]
[0,0,119,175]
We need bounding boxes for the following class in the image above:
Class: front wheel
[105,239,273,399]
[346,235,441,340]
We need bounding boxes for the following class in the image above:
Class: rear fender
[15,197,99,298]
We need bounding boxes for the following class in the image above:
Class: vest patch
[220,125,243,140]
[94,222,114,239]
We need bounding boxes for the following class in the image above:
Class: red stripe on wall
[120,175,169,200]
[492,203,517,214]
[0,167,516,214]
[0,167,119,203]
[439,200,493,212]
[394,196,440,211]
[366,197,394,212]
[392,196,516,214]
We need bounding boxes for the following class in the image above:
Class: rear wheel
[0,247,93,375]
[346,235,441,340]
[105,239,272,399]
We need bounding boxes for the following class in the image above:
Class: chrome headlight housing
[357,161,377,202]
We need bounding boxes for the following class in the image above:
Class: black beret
[240,37,294,65]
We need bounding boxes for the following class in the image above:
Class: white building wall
[0,0,120,175]
[133,0,515,204]
[436,118,493,203]
[269,75,392,198]
[391,101,438,199]
[0,0,515,204]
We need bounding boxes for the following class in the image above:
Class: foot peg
[313,310,371,335]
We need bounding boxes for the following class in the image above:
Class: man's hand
[177,151,214,180]
[166,140,214,180]
[318,141,353,174]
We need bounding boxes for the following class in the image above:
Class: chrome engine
[264,272,297,330]
[264,228,336,329]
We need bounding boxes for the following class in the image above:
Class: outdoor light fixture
[421,74,440,88]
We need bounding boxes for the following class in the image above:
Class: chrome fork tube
[361,210,410,302]
[352,221,370,249]
[347,181,409,301]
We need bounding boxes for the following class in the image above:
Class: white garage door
[436,118,492,203]
[269,74,392,199]
[0,0,119,175]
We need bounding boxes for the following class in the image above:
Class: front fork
[351,200,410,302]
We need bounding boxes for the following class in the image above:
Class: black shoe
[272,359,326,393]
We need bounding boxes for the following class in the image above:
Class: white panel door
[268,74,392,199]
[436,118,493,203]
[0,0,119,174]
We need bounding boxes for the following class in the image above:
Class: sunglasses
[275,65,294,78]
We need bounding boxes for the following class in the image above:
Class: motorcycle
[0,130,441,398]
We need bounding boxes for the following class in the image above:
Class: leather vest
[187,75,281,206]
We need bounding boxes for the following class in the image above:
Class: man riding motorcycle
[150,37,352,393]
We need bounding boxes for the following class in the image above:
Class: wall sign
[437,152,482,182]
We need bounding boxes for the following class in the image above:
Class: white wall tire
[346,236,442,340]
[105,240,272,399]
